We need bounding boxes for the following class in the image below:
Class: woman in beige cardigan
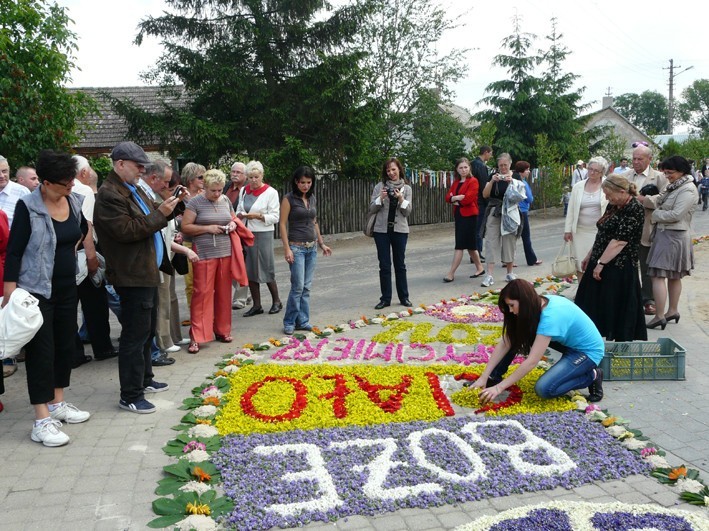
[643,156,698,329]
[563,156,609,274]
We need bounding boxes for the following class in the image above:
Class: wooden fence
[273,166,575,237]
[275,178,454,237]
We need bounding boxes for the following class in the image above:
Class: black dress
[575,198,647,341]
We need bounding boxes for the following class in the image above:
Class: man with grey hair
[94,142,185,414]
[72,155,118,367]
[224,161,251,309]
[624,145,667,315]
[0,155,29,227]
[15,166,39,192]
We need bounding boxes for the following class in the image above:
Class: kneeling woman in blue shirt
[471,279,605,403]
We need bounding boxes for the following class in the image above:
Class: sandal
[215,334,233,343]
[188,341,200,354]
[443,277,454,283]
[534,260,543,265]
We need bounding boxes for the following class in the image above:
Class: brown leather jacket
[94,170,174,287]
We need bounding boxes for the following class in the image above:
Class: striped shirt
[186,194,234,259]
[0,181,30,227]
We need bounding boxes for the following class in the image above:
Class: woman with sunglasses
[3,150,93,446]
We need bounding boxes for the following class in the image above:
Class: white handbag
[551,241,577,277]
[0,288,44,360]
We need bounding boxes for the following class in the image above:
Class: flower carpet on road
[454,500,709,530]
[150,280,709,529]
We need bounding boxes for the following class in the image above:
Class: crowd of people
[0,141,700,447]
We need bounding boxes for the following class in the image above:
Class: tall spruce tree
[112,0,371,178]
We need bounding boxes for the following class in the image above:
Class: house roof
[68,85,186,152]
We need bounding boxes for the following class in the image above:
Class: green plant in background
[0,0,96,166]
[90,155,113,184]
[595,130,628,167]
[534,133,567,211]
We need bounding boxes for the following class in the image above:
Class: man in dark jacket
[472,145,493,262]
[94,142,185,414]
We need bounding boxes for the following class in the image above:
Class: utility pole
[665,59,694,134]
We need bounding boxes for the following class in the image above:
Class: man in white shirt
[72,155,118,367]
[571,160,587,186]
[0,155,30,227]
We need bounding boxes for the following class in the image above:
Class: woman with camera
[369,157,413,309]
[479,153,525,287]
[180,169,237,353]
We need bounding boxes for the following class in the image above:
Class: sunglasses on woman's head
[632,141,649,148]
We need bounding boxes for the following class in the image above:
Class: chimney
[602,96,614,109]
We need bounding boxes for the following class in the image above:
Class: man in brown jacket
[94,142,185,414]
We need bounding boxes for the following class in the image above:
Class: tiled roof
[68,85,186,150]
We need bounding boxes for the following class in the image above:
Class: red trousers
[190,257,232,343]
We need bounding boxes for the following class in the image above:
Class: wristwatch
[597,261,606,266]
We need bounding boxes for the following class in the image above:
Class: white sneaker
[481,275,494,287]
[505,273,517,282]
[175,338,190,346]
[164,345,181,353]
[49,402,91,424]
[232,300,246,310]
[31,419,70,447]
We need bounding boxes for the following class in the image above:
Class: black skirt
[454,211,478,251]
[575,260,647,342]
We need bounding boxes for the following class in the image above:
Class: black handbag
[171,253,189,275]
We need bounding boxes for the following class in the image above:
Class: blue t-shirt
[537,295,604,364]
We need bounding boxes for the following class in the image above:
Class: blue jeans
[373,231,409,304]
[115,286,157,402]
[283,244,317,329]
[534,349,598,398]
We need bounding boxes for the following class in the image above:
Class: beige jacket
[369,182,412,233]
[647,178,698,232]
[563,178,608,234]
[623,167,668,246]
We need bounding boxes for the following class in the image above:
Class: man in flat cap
[94,142,187,413]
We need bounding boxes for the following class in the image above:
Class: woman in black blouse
[574,175,647,341]
[3,150,93,447]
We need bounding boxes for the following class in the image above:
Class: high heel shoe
[646,318,667,330]
[665,313,680,324]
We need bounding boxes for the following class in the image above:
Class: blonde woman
[236,161,282,316]
[180,169,236,353]
[563,156,609,274]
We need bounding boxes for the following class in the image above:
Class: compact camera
[386,187,397,199]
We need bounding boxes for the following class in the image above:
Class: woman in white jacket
[236,161,282,316]
[563,156,609,274]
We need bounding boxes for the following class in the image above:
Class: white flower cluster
[370,317,384,324]
[200,387,223,399]
[412,307,425,314]
[174,514,217,531]
[221,364,239,374]
[385,313,400,320]
[187,424,219,438]
[352,319,367,328]
[193,405,218,418]
[178,481,212,495]
[180,449,211,463]
[644,454,671,469]
[673,478,705,494]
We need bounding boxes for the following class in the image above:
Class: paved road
[1,207,708,530]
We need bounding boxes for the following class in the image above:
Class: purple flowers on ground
[212,412,651,530]
[489,509,572,531]
[590,511,695,531]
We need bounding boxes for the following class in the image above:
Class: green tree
[399,88,471,169]
[678,79,709,133]
[353,0,466,162]
[477,16,586,167]
[613,91,668,135]
[477,15,543,164]
[112,0,371,181]
[0,0,94,166]
[534,133,566,210]
[659,136,709,163]
[595,130,627,167]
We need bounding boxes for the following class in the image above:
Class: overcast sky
[58,0,706,126]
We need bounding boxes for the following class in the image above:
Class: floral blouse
[589,197,644,268]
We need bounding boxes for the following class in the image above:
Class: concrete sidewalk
[1,209,708,530]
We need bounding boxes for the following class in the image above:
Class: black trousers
[75,276,113,362]
[25,284,77,404]
[115,286,156,402]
